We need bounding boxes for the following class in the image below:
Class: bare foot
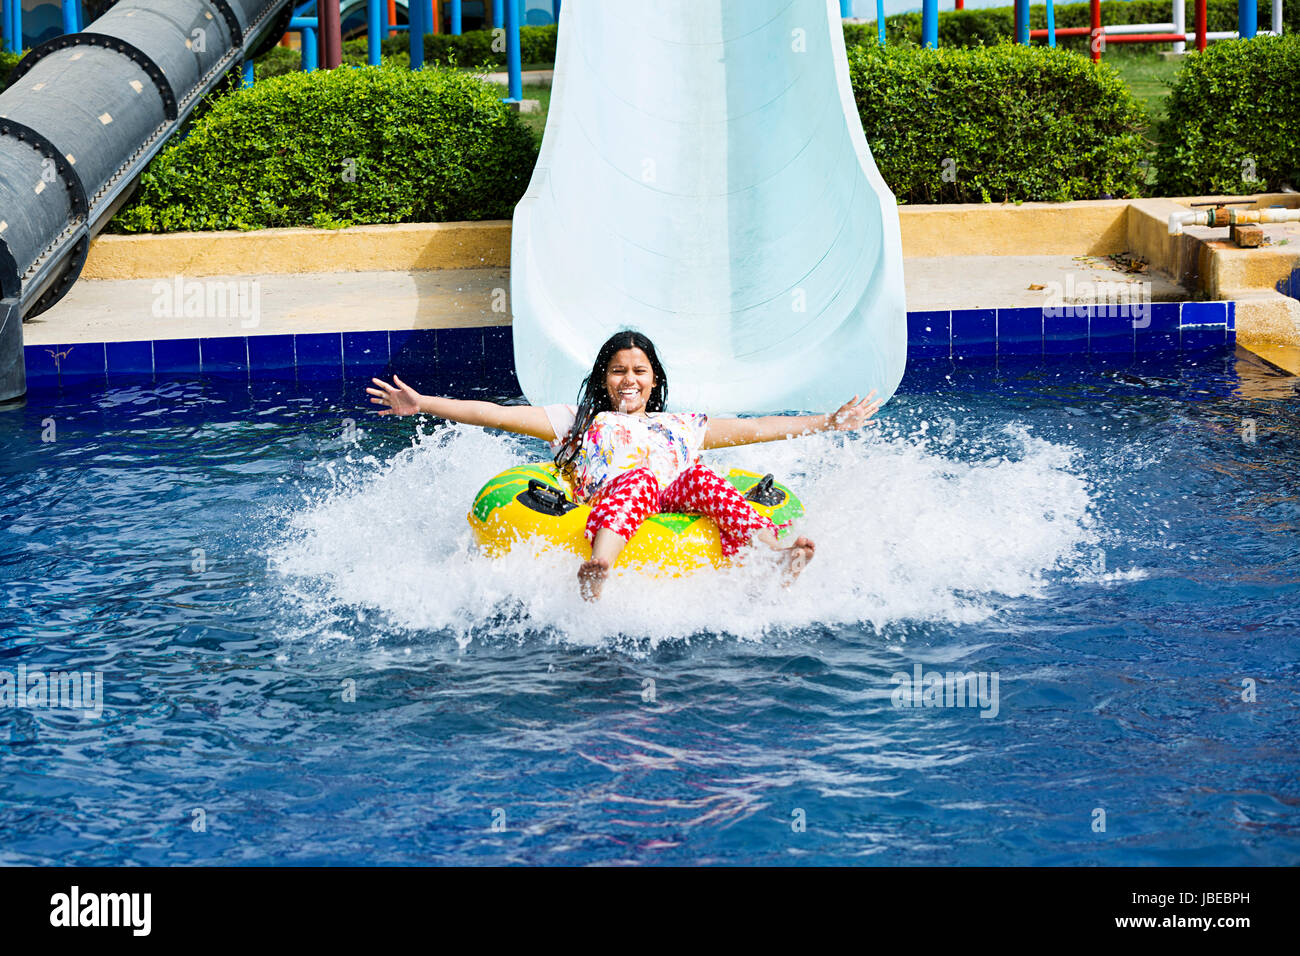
[578,557,610,602]
[778,536,816,586]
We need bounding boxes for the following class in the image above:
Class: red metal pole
[319,0,342,68]
[1196,0,1207,50]
[388,0,397,38]
[956,0,964,9]
[432,0,441,34]
[1091,0,1102,62]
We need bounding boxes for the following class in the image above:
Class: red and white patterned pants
[585,462,777,558]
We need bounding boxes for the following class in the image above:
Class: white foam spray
[267,416,1099,650]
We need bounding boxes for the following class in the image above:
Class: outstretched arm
[366,375,557,441]
[701,392,882,449]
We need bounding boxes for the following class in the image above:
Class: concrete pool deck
[20,194,1300,376]
[24,255,1183,347]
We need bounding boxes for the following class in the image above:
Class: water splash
[267,415,1099,650]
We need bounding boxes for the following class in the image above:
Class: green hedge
[0,50,23,90]
[848,1,1299,52]
[255,43,411,79]
[1155,33,1300,194]
[377,23,557,68]
[849,42,1147,203]
[109,65,538,233]
[254,25,556,78]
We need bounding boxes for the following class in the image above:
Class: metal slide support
[0,0,296,401]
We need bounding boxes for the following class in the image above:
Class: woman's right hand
[367,375,423,416]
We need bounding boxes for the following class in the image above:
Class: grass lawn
[1104,50,1184,131]
[494,83,551,142]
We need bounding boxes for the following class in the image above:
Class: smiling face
[604,347,656,416]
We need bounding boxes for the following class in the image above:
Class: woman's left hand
[827,391,883,431]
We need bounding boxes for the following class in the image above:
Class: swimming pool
[1,346,1296,865]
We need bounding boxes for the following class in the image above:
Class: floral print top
[544,403,709,503]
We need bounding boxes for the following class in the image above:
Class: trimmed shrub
[254,43,412,79]
[254,25,554,79]
[849,42,1148,203]
[1155,33,1300,194]
[109,65,538,233]
[376,23,557,68]
[0,50,23,90]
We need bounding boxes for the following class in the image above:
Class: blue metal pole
[922,0,937,47]
[876,0,885,44]
[553,0,561,23]
[290,18,319,72]
[451,0,462,35]
[242,59,255,87]
[1238,0,1257,38]
[366,0,381,64]
[1015,0,1029,44]
[839,0,852,17]
[5,0,21,54]
[504,0,521,100]
[1046,0,1056,46]
[61,0,81,33]
[409,0,424,68]
[494,0,504,29]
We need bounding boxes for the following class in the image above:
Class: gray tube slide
[0,0,294,402]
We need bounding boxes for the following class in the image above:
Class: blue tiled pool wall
[22,326,522,395]
[22,303,1236,393]
[1278,266,1300,303]
[908,302,1235,363]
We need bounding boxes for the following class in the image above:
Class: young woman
[367,330,882,600]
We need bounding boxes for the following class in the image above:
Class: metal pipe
[1046,0,1056,47]
[409,0,424,68]
[1197,0,1207,51]
[291,17,319,71]
[1173,0,1186,54]
[494,0,504,30]
[923,0,938,47]
[1102,32,1191,43]
[4,0,22,55]
[839,0,852,17]
[504,0,521,101]
[1105,22,1175,33]
[1015,0,1028,45]
[62,0,81,34]
[1091,0,1102,61]
[1238,0,1257,39]
[367,0,381,65]
[451,0,462,35]
[1170,207,1300,235]
[388,0,397,38]
[320,0,342,68]
[877,0,885,45]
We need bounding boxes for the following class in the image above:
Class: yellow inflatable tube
[467,463,805,573]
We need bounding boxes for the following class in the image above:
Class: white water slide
[509,0,907,416]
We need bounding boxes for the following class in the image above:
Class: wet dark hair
[554,329,668,481]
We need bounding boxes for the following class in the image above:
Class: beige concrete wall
[83,221,512,279]
[899,199,1131,257]
[76,199,1300,347]
[84,197,1298,279]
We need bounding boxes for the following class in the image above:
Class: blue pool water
[1,348,1297,865]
